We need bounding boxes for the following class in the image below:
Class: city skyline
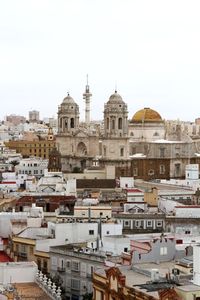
[1,0,200,122]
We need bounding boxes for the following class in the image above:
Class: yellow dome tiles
[131,107,162,123]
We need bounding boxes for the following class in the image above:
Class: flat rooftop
[6,282,52,300]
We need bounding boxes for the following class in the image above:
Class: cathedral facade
[56,83,200,179]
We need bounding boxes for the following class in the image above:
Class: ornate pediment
[74,129,89,138]
[105,267,126,288]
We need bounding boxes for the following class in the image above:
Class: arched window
[70,118,74,128]
[120,148,124,157]
[103,146,106,156]
[153,132,159,136]
[106,118,109,130]
[112,119,115,130]
[118,118,122,129]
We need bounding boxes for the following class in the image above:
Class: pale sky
[1,0,200,122]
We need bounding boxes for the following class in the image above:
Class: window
[106,231,110,234]
[175,163,181,176]
[176,239,183,244]
[66,260,71,269]
[147,220,153,227]
[120,148,124,157]
[124,221,130,227]
[100,291,104,300]
[111,119,115,130]
[71,261,80,272]
[89,230,94,235]
[160,247,167,255]
[118,118,122,129]
[156,221,163,227]
[133,168,138,176]
[160,148,165,158]
[135,220,141,228]
[106,118,109,130]
[91,266,94,276]
[37,258,41,270]
[29,246,34,255]
[103,146,106,156]
[124,247,128,252]
[160,165,165,174]
[70,118,75,128]
[71,278,80,290]
[185,230,191,234]
[43,260,47,272]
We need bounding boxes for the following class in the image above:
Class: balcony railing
[57,267,65,272]
[18,252,28,258]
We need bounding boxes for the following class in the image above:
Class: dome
[131,107,162,123]
[107,90,124,104]
[62,93,75,104]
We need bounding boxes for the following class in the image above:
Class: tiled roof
[77,179,116,189]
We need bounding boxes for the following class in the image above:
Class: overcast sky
[1,0,200,122]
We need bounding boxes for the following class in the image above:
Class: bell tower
[102,91,129,160]
[57,93,79,135]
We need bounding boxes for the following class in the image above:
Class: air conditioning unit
[151,269,160,282]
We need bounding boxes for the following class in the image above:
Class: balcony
[16,252,28,260]
[57,266,65,272]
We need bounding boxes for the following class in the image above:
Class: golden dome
[131,107,162,123]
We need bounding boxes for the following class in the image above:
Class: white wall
[0,262,37,285]
[36,222,99,253]
[175,207,200,218]
[0,212,28,238]
[102,236,130,255]
[158,198,181,214]
[36,222,122,253]
[74,206,112,219]
[185,164,199,180]
[101,224,122,237]
[120,177,134,188]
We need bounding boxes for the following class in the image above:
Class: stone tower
[83,75,92,124]
[102,91,129,160]
[57,93,79,135]
[48,147,62,172]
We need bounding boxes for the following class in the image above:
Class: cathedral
[56,82,200,180]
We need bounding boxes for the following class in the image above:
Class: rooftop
[7,282,52,300]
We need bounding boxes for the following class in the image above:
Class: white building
[0,205,43,238]
[16,157,48,179]
[36,170,76,196]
